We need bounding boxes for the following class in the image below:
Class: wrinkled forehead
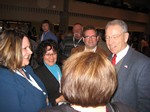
[105,25,123,34]
[84,29,96,35]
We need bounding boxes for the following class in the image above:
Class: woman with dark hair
[0,29,48,112]
[34,39,65,106]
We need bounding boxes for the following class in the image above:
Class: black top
[40,102,136,112]
[34,65,61,106]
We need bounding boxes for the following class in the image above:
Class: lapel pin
[124,65,128,68]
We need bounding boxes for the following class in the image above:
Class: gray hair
[105,19,128,33]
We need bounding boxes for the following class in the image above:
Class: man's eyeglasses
[105,32,124,40]
[84,35,97,39]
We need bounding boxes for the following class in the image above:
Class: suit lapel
[42,65,59,84]
[118,47,133,76]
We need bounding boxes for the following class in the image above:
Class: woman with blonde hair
[0,30,48,112]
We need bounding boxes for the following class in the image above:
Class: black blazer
[34,64,61,106]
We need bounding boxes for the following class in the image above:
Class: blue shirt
[41,31,58,43]
[44,62,62,82]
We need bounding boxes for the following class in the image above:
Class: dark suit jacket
[112,47,150,112]
[34,64,61,106]
[71,46,108,56]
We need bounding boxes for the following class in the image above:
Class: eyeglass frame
[83,35,98,39]
[105,32,126,40]
[44,52,57,57]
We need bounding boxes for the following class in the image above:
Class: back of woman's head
[0,29,26,70]
[62,52,117,107]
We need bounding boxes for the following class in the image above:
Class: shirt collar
[113,45,129,64]
[84,46,97,52]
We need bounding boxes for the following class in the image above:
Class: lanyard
[73,37,83,47]
[16,68,46,95]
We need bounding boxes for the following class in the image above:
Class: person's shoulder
[0,67,14,77]
[24,65,40,77]
[34,65,43,70]
[114,102,136,112]
[129,47,150,61]
[96,46,108,56]
[107,102,136,112]
[71,46,84,55]
[73,46,83,51]
[0,67,9,73]
[46,31,57,40]
[34,65,45,73]
[0,67,16,83]
[47,31,55,35]
[24,65,34,71]
[96,46,104,50]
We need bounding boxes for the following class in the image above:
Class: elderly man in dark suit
[105,19,150,112]
[71,25,107,56]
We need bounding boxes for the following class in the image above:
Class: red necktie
[112,54,117,65]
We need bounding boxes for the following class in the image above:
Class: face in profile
[83,29,99,49]
[43,46,57,66]
[22,36,33,67]
[105,25,128,54]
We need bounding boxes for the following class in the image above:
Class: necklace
[73,36,83,47]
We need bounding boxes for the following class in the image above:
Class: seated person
[41,52,135,112]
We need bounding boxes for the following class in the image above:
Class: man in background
[60,23,84,62]
[71,25,107,56]
[40,20,58,43]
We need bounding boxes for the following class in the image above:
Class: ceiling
[77,0,150,13]
[122,0,150,13]
[127,0,150,11]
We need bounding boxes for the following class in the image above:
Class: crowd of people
[0,19,150,112]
